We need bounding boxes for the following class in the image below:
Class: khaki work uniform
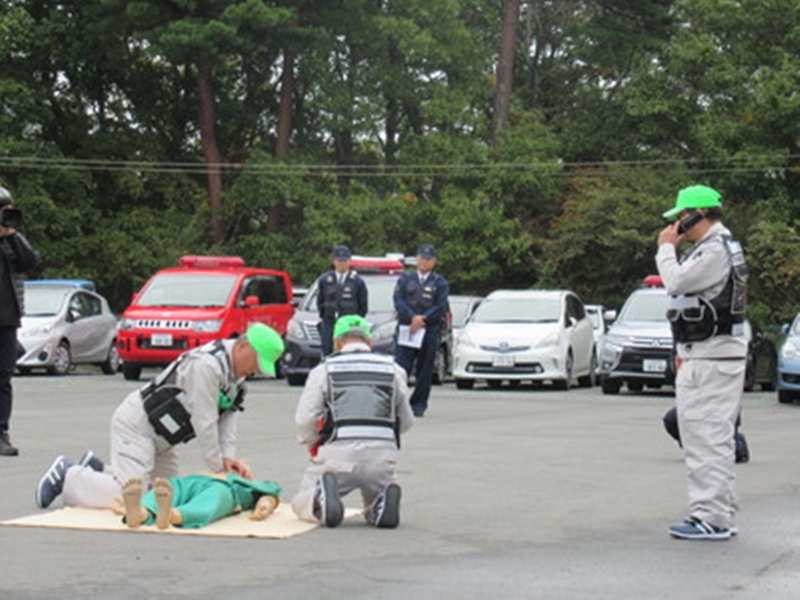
[656,222,746,530]
[62,340,243,509]
[291,342,414,522]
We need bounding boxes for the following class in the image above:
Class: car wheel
[578,351,597,388]
[48,341,72,375]
[286,373,307,387]
[455,378,474,390]
[100,342,121,375]
[122,363,142,381]
[553,351,573,390]
[601,376,621,395]
[778,390,795,404]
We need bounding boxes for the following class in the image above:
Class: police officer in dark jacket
[0,186,40,456]
[316,245,368,356]
[393,244,449,417]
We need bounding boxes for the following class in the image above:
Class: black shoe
[735,433,749,464]
[0,431,19,456]
[372,483,401,529]
[313,472,343,528]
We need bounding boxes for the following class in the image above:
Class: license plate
[492,355,515,368]
[150,333,173,347]
[643,359,667,373]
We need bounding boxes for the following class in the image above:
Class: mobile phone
[677,210,703,234]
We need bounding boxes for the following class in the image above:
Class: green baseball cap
[663,185,723,219]
[245,323,285,376]
[333,315,372,340]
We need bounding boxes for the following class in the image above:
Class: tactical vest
[320,272,360,320]
[323,352,399,445]
[140,340,242,445]
[402,273,443,328]
[667,234,748,343]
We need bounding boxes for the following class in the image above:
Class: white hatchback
[452,289,596,389]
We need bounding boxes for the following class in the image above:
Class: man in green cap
[291,315,414,528]
[35,323,285,512]
[655,185,748,541]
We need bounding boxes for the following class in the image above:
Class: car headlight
[781,341,799,360]
[456,331,478,349]
[21,325,53,338]
[602,334,626,349]
[193,320,223,333]
[286,319,307,340]
[371,321,396,341]
[120,318,137,330]
[536,331,560,348]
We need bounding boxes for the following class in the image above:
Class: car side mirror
[67,309,80,322]
[291,296,302,308]
[244,295,260,307]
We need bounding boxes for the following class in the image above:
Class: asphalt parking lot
[1,372,799,599]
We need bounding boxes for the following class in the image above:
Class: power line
[0,154,795,177]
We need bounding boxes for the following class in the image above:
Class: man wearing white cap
[34,323,285,511]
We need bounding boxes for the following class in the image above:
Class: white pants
[676,358,744,530]
[291,439,398,523]
[62,391,179,509]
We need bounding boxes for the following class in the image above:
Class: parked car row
[15,256,795,408]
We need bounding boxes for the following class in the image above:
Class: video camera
[0,207,23,229]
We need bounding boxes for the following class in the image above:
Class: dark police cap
[417,244,437,259]
[331,245,352,260]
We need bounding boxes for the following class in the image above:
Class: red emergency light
[641,275,664,287]
[178,255,246,269]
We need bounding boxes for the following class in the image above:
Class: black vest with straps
[668,234,748,343]
[319,272,361,320]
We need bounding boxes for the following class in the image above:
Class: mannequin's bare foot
[250,495,279,521]
[153,478,174,529]
[122,478,147,528]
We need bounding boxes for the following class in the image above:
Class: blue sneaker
[35,455,74,509]
[313,472,343,528]
[79,450,104,472]
[669,517,733,540]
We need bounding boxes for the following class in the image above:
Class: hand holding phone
[677,210,704,234]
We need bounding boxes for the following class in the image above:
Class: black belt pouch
[142,386,196,445]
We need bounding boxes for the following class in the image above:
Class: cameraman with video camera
[0,185,40,456]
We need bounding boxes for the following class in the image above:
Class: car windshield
[301,275,399,313]
[618,292,671,321]
[471,298,560,323]
[136,273,238,308]
[450,298,478,326]
[24,286,70,316]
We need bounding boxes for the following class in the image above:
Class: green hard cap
[663,185,722,219]
[245,323,284,376]
[333,315,372,340]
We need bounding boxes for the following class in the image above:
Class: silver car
[17,281,120,375]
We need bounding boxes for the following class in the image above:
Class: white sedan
[452,289,596,390]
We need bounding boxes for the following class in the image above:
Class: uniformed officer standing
[655,185,748,541]
[34,323,285,510]
[291,315,414,528]
[393,244,449,417]
[316,245,368,356]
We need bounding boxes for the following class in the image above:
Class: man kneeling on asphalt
[35,323,285,510]
[291,315,414,528]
